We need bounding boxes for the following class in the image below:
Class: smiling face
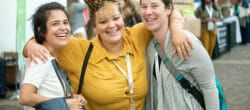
[94,2,125,45]
[43,9,71,50]
[140,0,172,32]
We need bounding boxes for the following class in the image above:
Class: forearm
[203,87,220,110]
[170,9,184,31]
[20,94,51,106]
[188,45,219,109]
[22,37,36,58]
[191,65,219,110]
[19,84,51,106]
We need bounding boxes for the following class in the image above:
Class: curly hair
[32,2,69,44]
[84,0,120,26]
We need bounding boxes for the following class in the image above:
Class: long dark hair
[32,2,70,44]
[201,0,218,11]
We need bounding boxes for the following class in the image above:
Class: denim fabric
[35,98,69,110]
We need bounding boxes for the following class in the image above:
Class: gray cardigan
[144,30,219,110]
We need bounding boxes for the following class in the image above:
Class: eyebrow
[151,2,159,5]
[50,19,68,23]
[141,2,159,5]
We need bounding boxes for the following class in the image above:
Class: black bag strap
[153,39,206,109]
[51,59,73,98]
[77,42,93,94]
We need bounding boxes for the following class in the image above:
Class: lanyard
[206,4,215,30]
[205,4,213,19]
[112,54,133,95]
[154,53,160,81]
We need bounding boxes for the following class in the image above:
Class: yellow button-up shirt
[57,23,152,110]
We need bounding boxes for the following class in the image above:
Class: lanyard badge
[206,5,214,30]
[112,54,135,110]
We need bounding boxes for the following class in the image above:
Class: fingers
[176,47,183,60]
[42,48,50,59]
[187,37,194,49]
[31,54,38,64]
[181,45,188,59]
[26,41,50,63]
[66,98,83,110]
[184,41,191,56]
[34,49,48,63]
[26,58,31,67]
[77,95,87,106]
[81,98,87,106]
[172,47,176,54]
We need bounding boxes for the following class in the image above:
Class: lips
[145,18,156,25]
[56,33,68,40]
[106,28,119,36]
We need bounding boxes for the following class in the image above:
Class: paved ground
[213,44,250,110]
[0,44,250,110]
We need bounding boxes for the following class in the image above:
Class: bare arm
[19,84,87,110]
[19,84,51,106]
[170,10,194,59]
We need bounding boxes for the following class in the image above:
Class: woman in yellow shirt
[24,0,192,109]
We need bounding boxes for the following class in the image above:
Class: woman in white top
[19,2,86,110]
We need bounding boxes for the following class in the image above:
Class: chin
[146,25,156,32]
[111,36,123,43]
[60,41,68,47]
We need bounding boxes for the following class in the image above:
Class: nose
[145,7,153,15]
[59,23,67,31]
[107,20,116,29]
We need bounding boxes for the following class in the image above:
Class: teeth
[57,34,66,37]
[107,30,117,34]
[147,18,155,22]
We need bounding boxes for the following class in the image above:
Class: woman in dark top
[195,0,221,57]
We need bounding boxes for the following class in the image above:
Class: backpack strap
[77,42,93,94]
[153,39,206,109]
[51,59,74,98]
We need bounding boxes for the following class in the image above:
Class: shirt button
[125,92,128,95]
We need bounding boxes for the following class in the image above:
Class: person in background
[23,0,192,109]
[71,0,88,39]
[19,2,87,110]
[85,19,96,40]
[141,0,219,109]
[119,0,142,27]
[239,0,249,45]
[195,0,221,57]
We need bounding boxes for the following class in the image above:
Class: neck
[101,38,124,57]
[43,43,59,57]
[152,23,169,50]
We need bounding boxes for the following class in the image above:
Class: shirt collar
[91,33,134,63]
